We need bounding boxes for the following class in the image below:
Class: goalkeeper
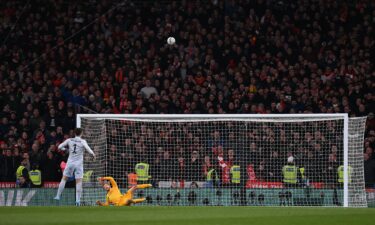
[96,176,152,206]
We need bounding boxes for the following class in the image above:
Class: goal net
[78,114,367,207]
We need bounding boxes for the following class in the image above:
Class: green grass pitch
[0,206,374,225]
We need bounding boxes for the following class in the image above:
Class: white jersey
[58,136,95,166]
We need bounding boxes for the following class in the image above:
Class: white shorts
[63,163,83,179]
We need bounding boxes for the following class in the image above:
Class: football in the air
[167,37,175,45]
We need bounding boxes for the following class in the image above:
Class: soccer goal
[77,114,367,207]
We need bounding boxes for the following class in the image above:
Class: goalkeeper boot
[53,196,60,201]
[75,201,81,206]
[137,184,153,189]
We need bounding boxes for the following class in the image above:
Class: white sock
[56,179,67,198]
[76,182,82,203]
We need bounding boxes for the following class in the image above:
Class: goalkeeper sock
[76,182,82,203]
[55,179,67,199]
[132,198,146,204]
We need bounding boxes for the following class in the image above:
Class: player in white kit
[54,128,96,205]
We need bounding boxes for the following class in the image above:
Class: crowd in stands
[0,0,374,187]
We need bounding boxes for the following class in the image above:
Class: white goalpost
[77,114,367,207]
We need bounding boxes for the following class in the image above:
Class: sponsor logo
[0,190,36,206]
[0,182,16,188]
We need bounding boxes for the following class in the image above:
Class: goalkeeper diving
[96,177,152,206]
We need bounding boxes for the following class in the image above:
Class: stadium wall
[2,188,374,207]
[0,188,349,207]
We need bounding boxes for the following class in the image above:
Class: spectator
[18,118,31,136]
[186,151,202,181]
[41,150,61,182]
[62,109,76,133]
[267,151,282,182]
[1,149,17,181]
[0,150,6,181]
[202,155,212,178]
[208,131,225,148]
[117,139,135,174]
[323,153,339,187]
[0,117,9,137]
[177,154,186,181]
[107,144,118,175]
[0,0,374,186]
[12,145,22,167]
[29,109,42,132]
[151,147,164,182]
[364,153,375,188]
[30,142,42,166]
[45,108,60,131]
[140,80,158,99]
[159,150,176,180]
[32,121,48,141]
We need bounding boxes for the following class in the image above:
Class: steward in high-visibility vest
[83,170,94,182]
[282,165,298,184]
[29,169,42,186]
[135,162,151,182]
[282,156,298,187]
[16,161,30,188]
[230,165,240,184]
[207,168,218,181]
[16,165,26,180]
[283,165,298,185]
[299,166,311,187]
[337,165,352,183]
[206,168,219,187]
[299,167,305,180]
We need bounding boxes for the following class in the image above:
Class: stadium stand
[0,0,374,188]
